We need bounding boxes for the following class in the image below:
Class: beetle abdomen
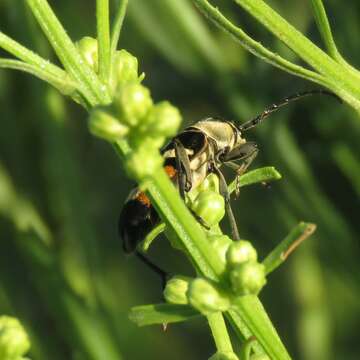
[119,191,160,253]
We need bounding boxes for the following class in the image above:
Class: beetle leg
[136,251,169,289]
[223,142,259,197]
[174,139,192,198]
[211,164,240,241]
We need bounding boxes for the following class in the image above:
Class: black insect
[119,90,338,284]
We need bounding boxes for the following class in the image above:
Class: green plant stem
[207,312,234,354]
[111,0,129,56]
[309,0,341,61]
[0,31,65,79]
[192,0,326,85]
[114,143,290,360]
[97,0,111,83]
[26,0,111,106]
[0,58,77,95]
[263,222,316,275]
[233,0,360,112]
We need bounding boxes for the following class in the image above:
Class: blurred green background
[0,1,359,359]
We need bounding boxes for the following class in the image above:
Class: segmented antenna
[239,90,341,132]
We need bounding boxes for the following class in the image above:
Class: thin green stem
[97,0,111,83]
[207,312,234,353]
[0,58,77,96]
[111,0,129,56]
[26,0,111,106]
[0,32,65,79]
[309,0,341,61]
[233,0,360,112]
[309,0,360,78]
[192,0,327,86]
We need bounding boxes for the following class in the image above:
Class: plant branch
[97,0,111,83]
[192,0,327,86]
[0,32,65,79]
[207,312,234,354]
[111,0,129,56]
[26,0,111,106]
[0,58,77,96]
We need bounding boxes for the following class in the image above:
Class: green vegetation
[0,1,359,359]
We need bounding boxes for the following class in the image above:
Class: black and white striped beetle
[119,90,338,282]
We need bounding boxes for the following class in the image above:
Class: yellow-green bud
[89,107,129,141]
[230,262,266,296]
[209,352,239,360]
[208,235,232,263]
[126,145,163,180]
[163,276,191,305]
[112,50,139,90]
[113,84,153,127]
[191,190,225,227]
[76,36,98,72]
[197,173,220,194]
[187,278,230,315]
[0,316,30,359]
[143,101,182,138]
[226,241,257,267]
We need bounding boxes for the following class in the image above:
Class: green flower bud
[191,190,225,227]
[197,173,220,194]
[89,107,129,141]
[209,352,239,360]
[163,275,191,305]
[111,50,139,90]
[113,83,153,127]
[226,241,257,267]
[0,316,30,359]
[76,36,98,72]
[126,145,163,180]
[143,101,182,138]
[188,278,230,315]
[230,262,266,296]
[208,235,232,263]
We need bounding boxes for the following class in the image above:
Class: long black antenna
[239,90,341,132]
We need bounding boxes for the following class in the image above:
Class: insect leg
[135,251,169,289]
[211,165,240,241]
[174,138,192,198]
[223,142,259,196]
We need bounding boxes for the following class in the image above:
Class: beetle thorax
[190,119,245,154]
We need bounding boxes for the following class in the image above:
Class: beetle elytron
[119,90,338,282]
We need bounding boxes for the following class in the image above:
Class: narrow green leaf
[111,0,129,56]
[309,0,341,61]
[129,304,200,327]
[0,31,66,79]
[263,222,316,275]
[207,312,234,353]
[228,166,282,194]
[0,58,77,96]
[26,0,111,105]
[140,222,166,252]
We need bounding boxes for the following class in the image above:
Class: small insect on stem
[118,89,339,285]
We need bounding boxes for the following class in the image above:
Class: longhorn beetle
[119,90,339,284]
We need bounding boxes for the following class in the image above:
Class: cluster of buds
[0,316,30,360]
[80,37,182,180]
[164,172,267,314]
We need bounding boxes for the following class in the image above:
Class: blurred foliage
[0,0,359,359]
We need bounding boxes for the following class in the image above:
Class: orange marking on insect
[136,192,151,208]
[164,165,177,179]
